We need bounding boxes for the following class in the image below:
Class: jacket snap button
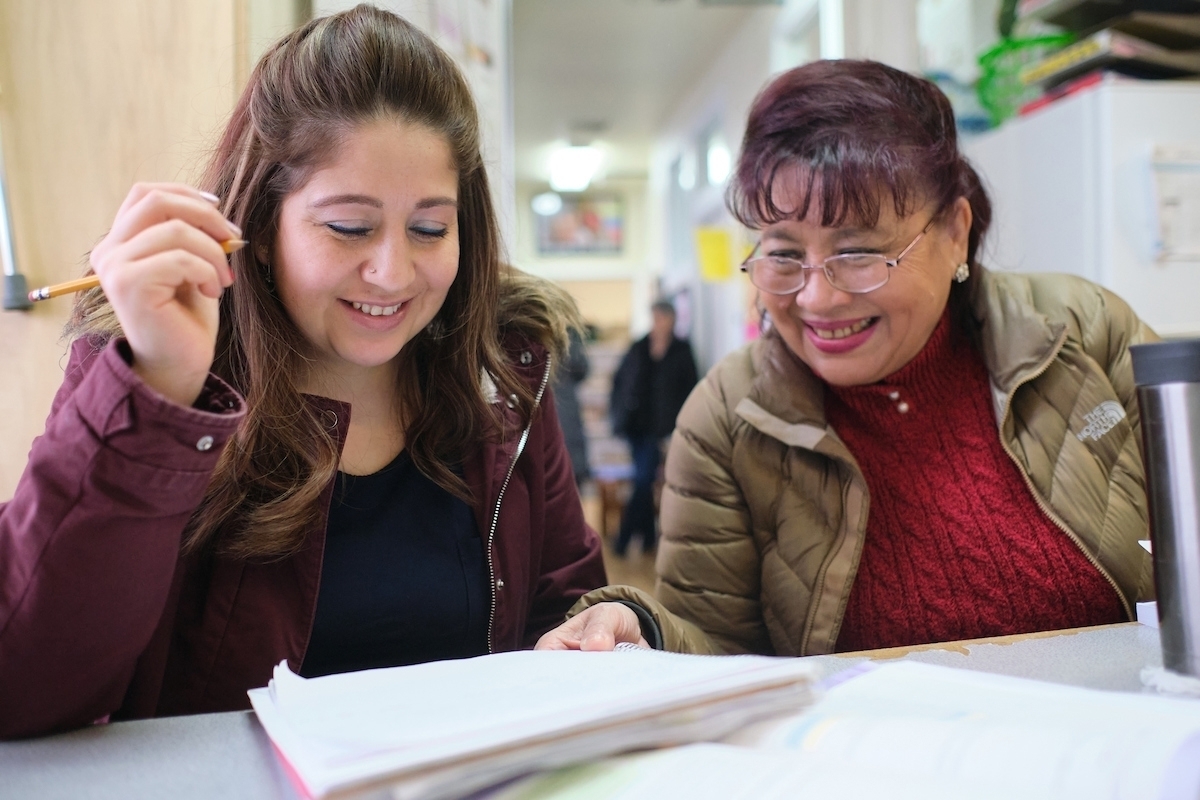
[506,393,518,409]
[196,435,214,451]
[324,409,338,429]
[495,579,505,589]
[519,351,533,365]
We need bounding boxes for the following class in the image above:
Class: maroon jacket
[0,336,605,739]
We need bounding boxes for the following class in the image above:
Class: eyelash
[325,223,449,241]
[411,226,449,240]
[326,223,371,238]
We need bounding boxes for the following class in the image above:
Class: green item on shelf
[998,0,1018,38]
[977,33,1075,126]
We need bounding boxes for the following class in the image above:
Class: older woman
[539,59,1155,656]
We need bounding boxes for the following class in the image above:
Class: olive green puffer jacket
[574,269,1158,655]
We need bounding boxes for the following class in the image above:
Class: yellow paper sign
[694,227,733,282]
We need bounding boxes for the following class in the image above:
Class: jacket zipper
[799,446,868,656]
[996,331,1134,621]
[486,355,553,652]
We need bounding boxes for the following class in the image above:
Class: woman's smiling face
[271,117,460,386]
[757,173,972,387]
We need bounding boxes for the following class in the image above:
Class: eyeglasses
[740,219,934,296]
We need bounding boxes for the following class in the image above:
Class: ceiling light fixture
[707,137,732,185]
[530,191,564,216]
[548,146,602,193]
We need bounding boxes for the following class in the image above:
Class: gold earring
[954,262,970,283]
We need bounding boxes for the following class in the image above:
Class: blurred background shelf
[1018,0,1200,33]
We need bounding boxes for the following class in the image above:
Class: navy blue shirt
[300,451,488,677]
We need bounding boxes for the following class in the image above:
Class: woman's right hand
[89,183,240,407]
[535,602,649,651]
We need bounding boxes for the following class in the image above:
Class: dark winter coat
[609,335,698,439]
[0,336,605,739]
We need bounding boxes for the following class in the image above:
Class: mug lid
[1130,339,1200,386]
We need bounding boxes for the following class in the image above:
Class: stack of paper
[495,661,1200,800]
[248,647,815,799]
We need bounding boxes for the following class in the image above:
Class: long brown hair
[67,5,568,559]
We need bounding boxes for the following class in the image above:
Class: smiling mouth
[810,318,877,340]
[350,300,404,317]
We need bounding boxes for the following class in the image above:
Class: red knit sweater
[827,312,1125,652]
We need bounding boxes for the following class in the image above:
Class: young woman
[0,6,604,739]
[541,59,1154,656]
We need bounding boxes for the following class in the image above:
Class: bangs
[730,138,927,230]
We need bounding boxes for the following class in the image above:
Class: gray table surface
[0,623,1167,800]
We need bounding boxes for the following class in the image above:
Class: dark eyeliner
[412,226,449,239]
[326,222,371,236]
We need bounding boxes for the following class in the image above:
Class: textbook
[494,661,1200,800]
[1019,28,1200,88]
[247,647,816,799]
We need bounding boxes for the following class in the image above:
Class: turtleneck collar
[824,307,969,418]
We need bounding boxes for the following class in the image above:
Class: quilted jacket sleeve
[653,369,773,655]
[1087,286,1160,433]
[571,364,771,656]
[0,337,244,739]
[1089,286,1159,603]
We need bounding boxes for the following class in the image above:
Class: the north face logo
[1077,401,1126,442]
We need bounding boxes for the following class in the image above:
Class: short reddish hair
[728,59,991,268]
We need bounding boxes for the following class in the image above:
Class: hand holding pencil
[76,183,246,407]
[29,237,246,301]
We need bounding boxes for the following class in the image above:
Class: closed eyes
[324,223,450,241]
[326,222,371,238]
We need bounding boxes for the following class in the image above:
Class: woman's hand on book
[535,603,648,651]
[90,183,239,407]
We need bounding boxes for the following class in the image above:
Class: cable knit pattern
[828,312,1125,652]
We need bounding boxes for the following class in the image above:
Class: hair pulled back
[728,59,992,326]
[70,5,532,558]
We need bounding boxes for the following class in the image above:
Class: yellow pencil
[27,239,248,302]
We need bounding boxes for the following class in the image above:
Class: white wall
[647,9,780,371]
[965,79,1200,337]
[917,0,1000,82]
[842,0,920,71]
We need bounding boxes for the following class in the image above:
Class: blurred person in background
[608,301,698,557]
[553,326,592,488]
[540,59,1154,656]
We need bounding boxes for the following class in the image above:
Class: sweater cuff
[616,600,664,650]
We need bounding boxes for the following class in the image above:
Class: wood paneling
[0,1,239,497]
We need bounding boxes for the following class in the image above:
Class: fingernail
[199,190,220,204]
[227,221,243,237]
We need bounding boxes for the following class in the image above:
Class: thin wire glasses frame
[740,218,936,296]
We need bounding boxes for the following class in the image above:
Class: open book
[493,661,1200,800]
[247,647,816,799]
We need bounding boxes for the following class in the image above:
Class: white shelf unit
[964,76,1200,337]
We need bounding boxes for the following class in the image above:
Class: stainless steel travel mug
[1131,339,1200,678]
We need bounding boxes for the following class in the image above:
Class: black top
[299,451,488,678]
[609,335,699,438]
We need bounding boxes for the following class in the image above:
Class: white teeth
[351,301,401,316]
[813,318,874,340]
